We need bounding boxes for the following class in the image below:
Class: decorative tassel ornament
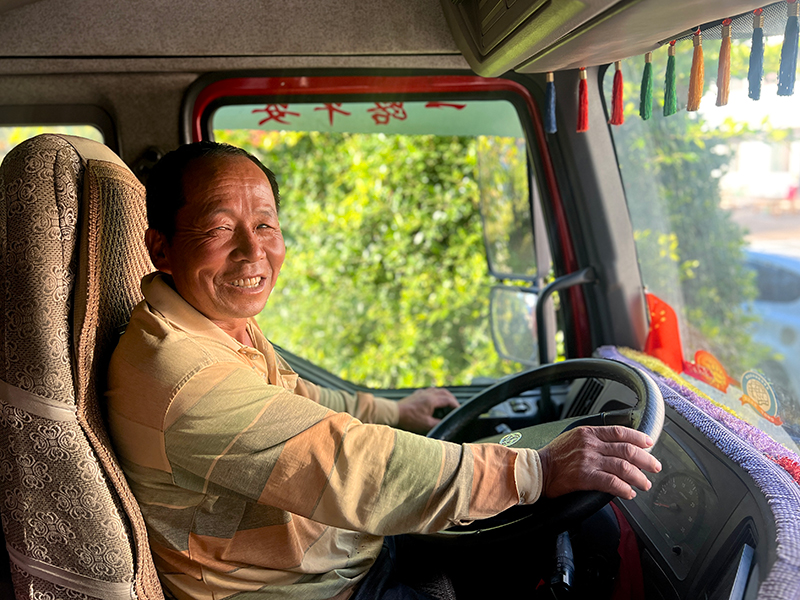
[749,9,765,100]
[716,19,732,106]
[545,72,557,133]
[577,67,589,132]
[664,41,678,116]
[640,52,653,120]
[778,0,800,96]
[687,29,705,111]
[609,61,625,125]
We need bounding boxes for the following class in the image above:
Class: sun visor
[440,0,769,75]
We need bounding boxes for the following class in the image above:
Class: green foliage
[477,136,536,277]
[216,129,520,388]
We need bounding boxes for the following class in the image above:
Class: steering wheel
[426,358,664,544]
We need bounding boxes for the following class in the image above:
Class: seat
[0,134,162,599]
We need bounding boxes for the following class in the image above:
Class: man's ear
[145,228,172,274]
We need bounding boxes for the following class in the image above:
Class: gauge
[651,472,705,544]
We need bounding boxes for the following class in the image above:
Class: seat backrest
[0,134,162,599]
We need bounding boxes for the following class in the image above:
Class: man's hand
[538,425,662,500]
[397,387,460,434]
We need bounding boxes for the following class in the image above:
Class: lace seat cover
[0,134,162,599]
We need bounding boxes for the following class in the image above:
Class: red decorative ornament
[609,61,625,125]
[644,292,685,373]
[577,67,589,132]
[772,455,800,486]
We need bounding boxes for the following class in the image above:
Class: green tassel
[639,53,653,120]
[664,42,678,116]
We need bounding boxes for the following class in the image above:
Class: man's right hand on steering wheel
[538,425,662,501]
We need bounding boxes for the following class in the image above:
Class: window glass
[606,36,800,454]
[0,125,104,163]
[478,135,536,279]
[213,98,535,388]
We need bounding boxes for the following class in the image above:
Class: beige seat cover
[0,134,162,599]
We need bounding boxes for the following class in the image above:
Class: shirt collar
[141,272,261,353]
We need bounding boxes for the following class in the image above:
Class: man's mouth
[231,277,263,289]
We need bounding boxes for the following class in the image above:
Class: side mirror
[489,285,540,366]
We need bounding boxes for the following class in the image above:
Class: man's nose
[233,228,266,261]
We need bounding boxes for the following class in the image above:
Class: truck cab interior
[0,1,798,599]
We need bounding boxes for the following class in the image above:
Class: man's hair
[146,141,280,242]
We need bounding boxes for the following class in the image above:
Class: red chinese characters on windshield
[252,104,301,125]
[314,103,352,125]
[250,101,467,127]
[367,102,407,125]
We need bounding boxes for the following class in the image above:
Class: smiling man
[105,141,660,600]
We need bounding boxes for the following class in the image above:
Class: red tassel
[577,67,589,132]
[609,61,624,125]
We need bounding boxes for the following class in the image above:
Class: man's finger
[425,388,459,408]
[591,425,655,449]
[596,455,653,492]
[589,470,638,500]
[601,441,662,474]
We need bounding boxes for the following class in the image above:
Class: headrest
[57,134,129,170]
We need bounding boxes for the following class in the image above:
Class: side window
[0,125,104,163]
[605,34,800,452]
[199,78,549,388]
[0,105,116,161]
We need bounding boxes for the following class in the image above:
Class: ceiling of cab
[0,0,43,12]
[0,0,775,76]
[441,0,774,76]
[0,0,459,58]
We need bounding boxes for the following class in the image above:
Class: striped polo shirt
[106,272,542,600]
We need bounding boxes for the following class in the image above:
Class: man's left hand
[397,387,460,434]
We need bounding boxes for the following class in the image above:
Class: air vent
[566,377,605,418]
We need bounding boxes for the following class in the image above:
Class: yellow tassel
[687,29,704,111]
[716,20,732,106]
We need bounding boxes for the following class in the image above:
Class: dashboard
[620,412,765,600]
[476,377,777,600]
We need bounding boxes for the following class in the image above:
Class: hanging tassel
[640,52,653,120]
[778,0,800,96]
[687,29,705,111]
[749,9,765,100]
[664,41,678,116]
[577,67,589,132]
[716,19,732,106]
[544,72,557,133]
[609,61,625,125]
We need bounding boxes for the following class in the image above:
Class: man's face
[151,155,285,331]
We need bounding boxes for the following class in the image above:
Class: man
[106,142,660,600]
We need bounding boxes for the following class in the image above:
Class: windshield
[607,35,800,455]
[213,94,535,388]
